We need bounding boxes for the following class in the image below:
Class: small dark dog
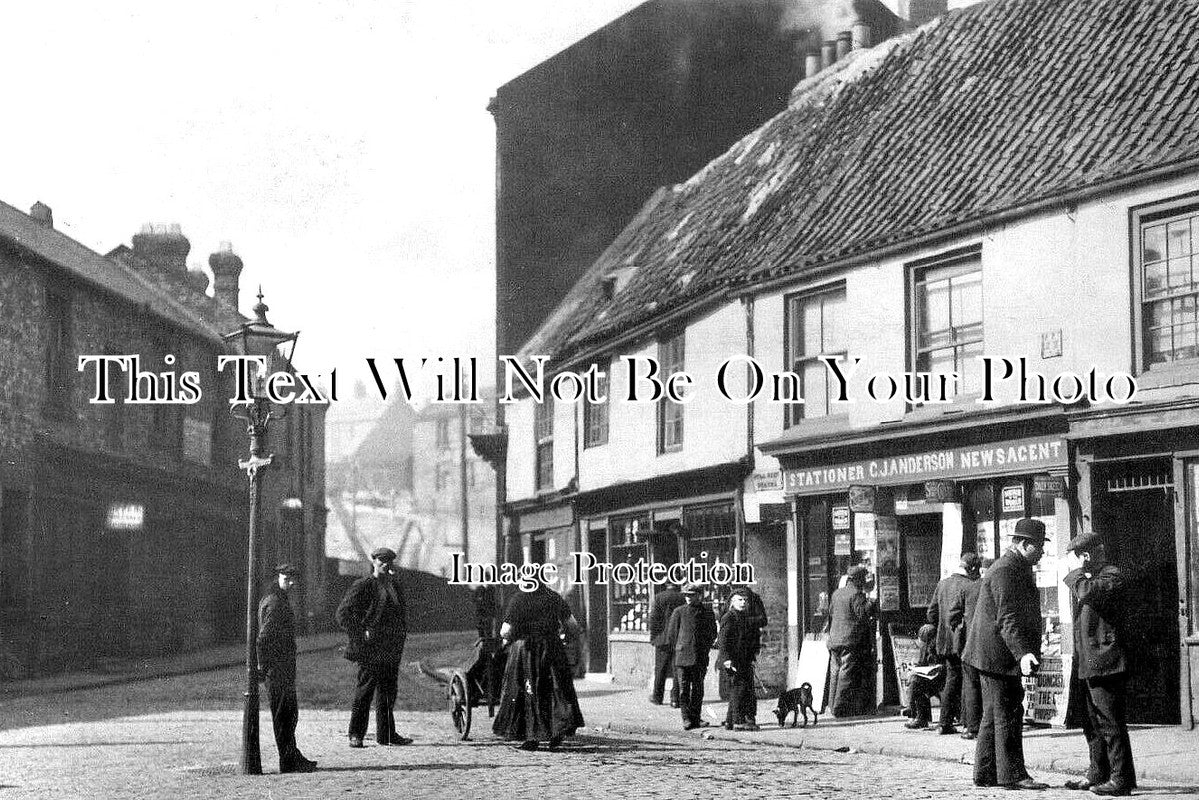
[774,683,818,728]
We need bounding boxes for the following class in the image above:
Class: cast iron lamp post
[222,289,298,776]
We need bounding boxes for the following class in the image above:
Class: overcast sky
[0,0,642,383]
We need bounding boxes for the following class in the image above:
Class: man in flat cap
[664,582,718,730]
[1062,524,1136,796]
[963,518,1051,791]
[824,564,877,717]
[336,547,411,748]
[257,564,317,773]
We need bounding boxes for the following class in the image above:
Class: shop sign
[753,471,782,492]
[783,435,1067,495]
[831,506,850,530]
[1001,485,1025,513]
[106,503,144,531]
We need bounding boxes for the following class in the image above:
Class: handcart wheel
[449,672,472,740]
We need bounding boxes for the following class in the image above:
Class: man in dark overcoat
[824,565,877,717]
[257,563,317,773]
[1062,528,1136,796]
[963,518,1050,791]
[648,583,685,706]
[664,582,718,730]
[336,547,411,748]
[960,561,986,740]
[927,552,982,735]
[718,588,762,730]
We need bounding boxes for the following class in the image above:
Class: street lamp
[223,288,298,776]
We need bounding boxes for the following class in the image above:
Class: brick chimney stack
[209,241,243,311]
[131,223,190,272]
[30,202,53,228]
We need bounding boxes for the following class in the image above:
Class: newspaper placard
[1022,653,1071,727]
[798,634,832,713]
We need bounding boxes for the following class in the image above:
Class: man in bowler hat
[257,563,317,772]
[964,518,1051,790]
[664,582,718,730]
[1063,526,1136,796]
[336,547,411,747]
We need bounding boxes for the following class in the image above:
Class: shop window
[583,361,609,448]
[609,513,652,632]
[534,399,553,491]
[1134,201,1199,371]
[785,283,846,425]
[657,333,685,454]
[911,245,983,395]
[681,502,737,616]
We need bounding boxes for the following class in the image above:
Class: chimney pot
[209,244,244,311]
[836,32,852,59]
[805,51,822,78]
[821,40,838,70]
[30,201,53,228]
[852,21,873,49]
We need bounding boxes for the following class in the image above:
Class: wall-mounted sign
[1002,484,1025,513]
[107,503,144,531]
[784,436,1067,495]
[1040,329,1063,359]
[831,506,850,530]
[753,471,782,492]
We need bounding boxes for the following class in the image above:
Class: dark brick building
[0,202,326,678]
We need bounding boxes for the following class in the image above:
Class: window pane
[1169,258,1191,290]
[1176,323,1198,361]
[823,293,847,352]
[953,273,983,326]
[1144,224,1167,263]
[921,279,951,334]
[928,347,955,377]
[802,360,828,417]
[1168,220,1192,259]
[958,341,984,394]
[802,299,822,355]
[1145,260,1168,298]
[1149,326,1172,364]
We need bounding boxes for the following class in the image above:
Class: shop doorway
[1095,459,1180,725]
[586,526,608,673]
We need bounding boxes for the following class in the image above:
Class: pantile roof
[525,0,1199,365]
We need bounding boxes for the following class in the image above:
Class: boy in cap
[963,518,1050,791]
[664,583,717,730]
[718,587,762,730]
[1063,525,1136,796]
[336,547,411,748]
[257,563,317,772]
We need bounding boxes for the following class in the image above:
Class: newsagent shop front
[766,414,1075,720]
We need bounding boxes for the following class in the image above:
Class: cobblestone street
[0,706,1105,800]
[0,637,1169,800]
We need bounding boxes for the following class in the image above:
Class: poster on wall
[904,534,941,607]
[832,506,851,530]
[875,516,900,611]
[999,517,1018,552]
[976,523,994,559]
[834,532,852,556]
[854,512,877,553]
[1002,484,1025,513]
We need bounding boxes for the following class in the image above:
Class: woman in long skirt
[492,583,585,751]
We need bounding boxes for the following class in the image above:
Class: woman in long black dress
[492,583,585,751]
